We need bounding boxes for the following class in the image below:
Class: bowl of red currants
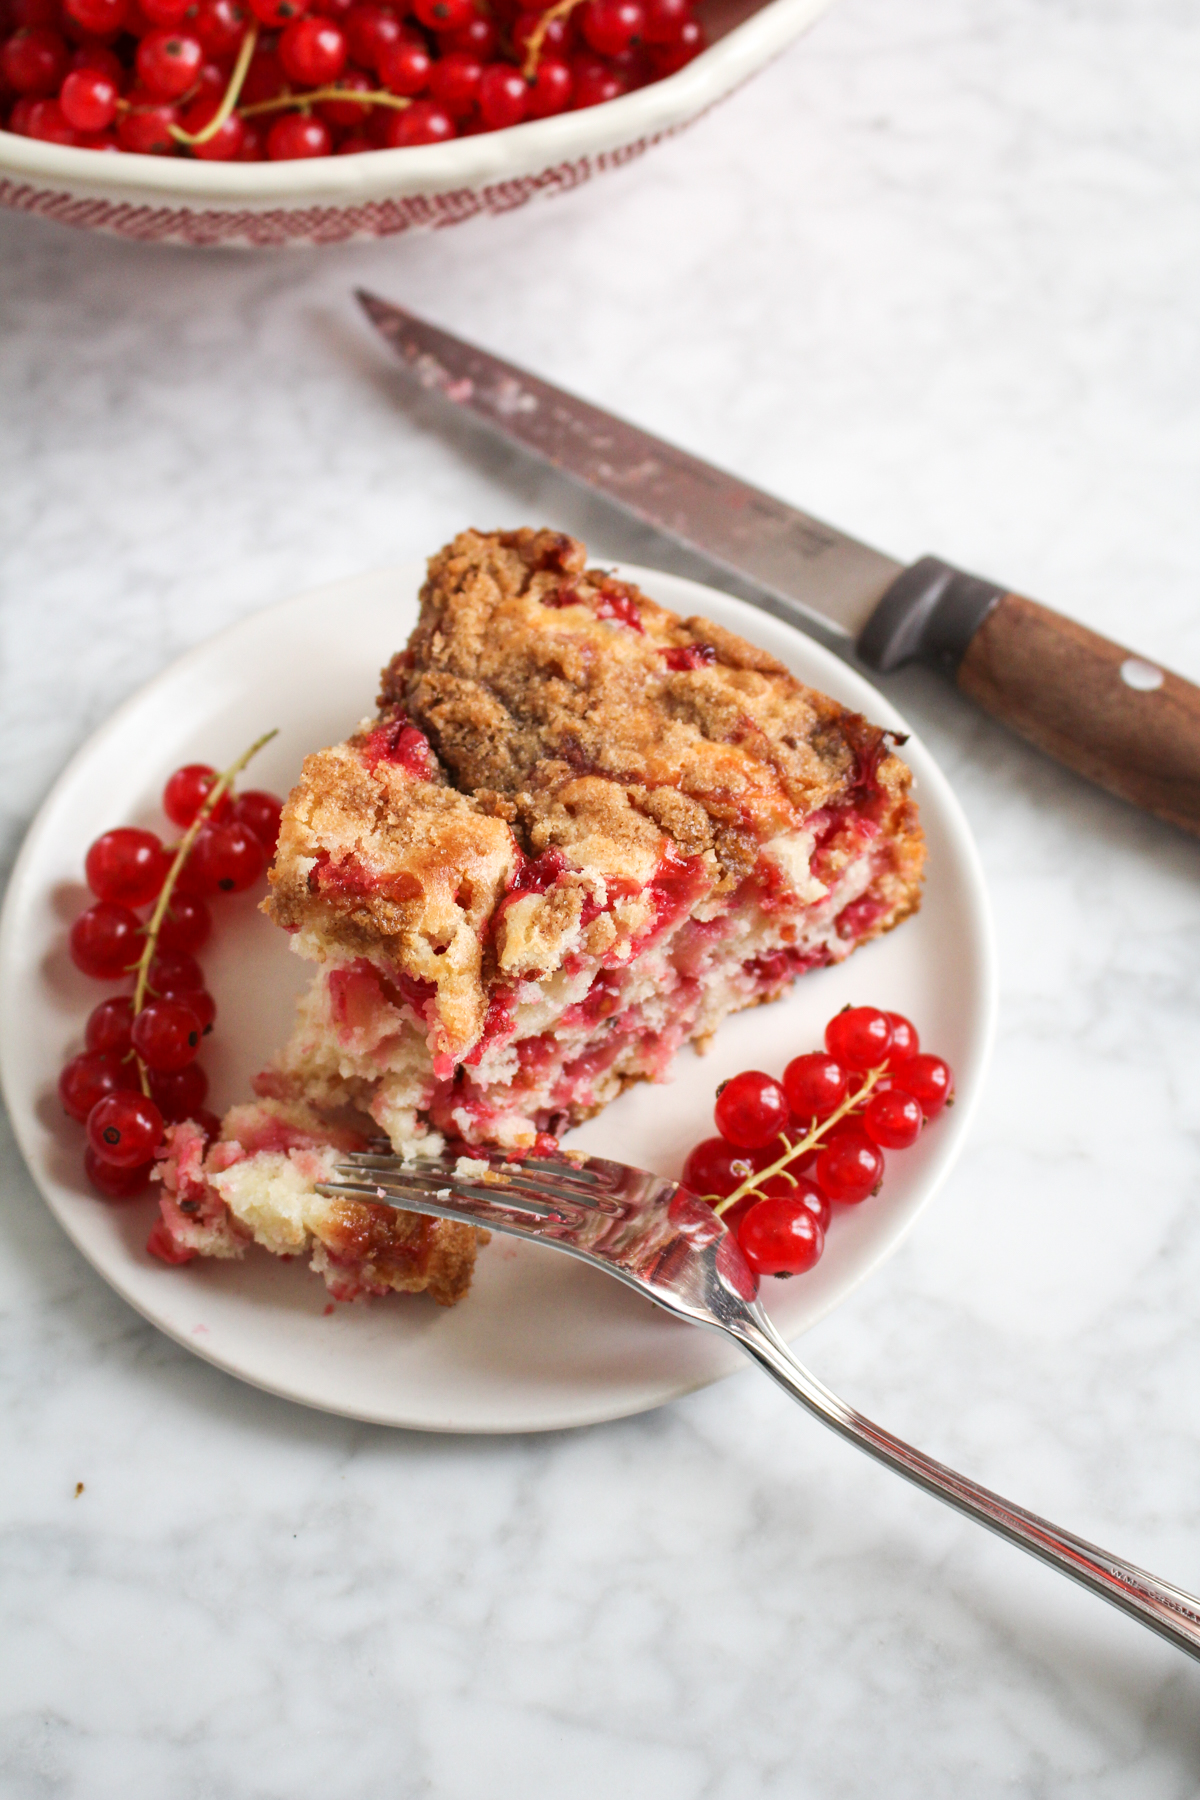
[0,0,833,246]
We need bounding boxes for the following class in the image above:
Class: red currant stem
[521,0,584,79]
[711,1064,887,1217]
[128,728,278,1094]
[236,83,412,118]
[169,20,259,145]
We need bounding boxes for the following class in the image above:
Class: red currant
[179,92,246,156]
[478,61,526,127]
[512,8,574,58]
[84,826,168,907]
[377,34,429,93]
[172,827,220,898]
[412,0,473,30]
[267,112,332,157]
[136,28,203,97]
[163,763,231,829]
[59,66,119,130]
[239,43,287,102]
[813,1125,884,1204]
[863,1087,922,1150]
[145,971,213,1030]
[146,1216,198,1262]
[885,1012,919,1061]
[444,12,496,55]
[139,0,193,20]
[84,1146,155,1199]
[343,1,402,68]
[190,819,265,892]
[248,0,309,24]
[87,1091,164,1167]
[781,1051,847,1123]
[131,997,203,1071]
[318,65,374,121]
[713,1070,788,1149]
[824,1005,893,1072]
[148,1058,208,1120]
[236,117,265,158]
[717,1191,758,1235]
[85,994,135,1055]
[747,1161,824,1212]
[65,0,129,28]
[11,0,61,24]
[737,1195,824,1277]
[280,14,346,81]
[193,0,249,53]
[894,1054,954,1119]
[649,14,701,70]
[146,947,204,993]
[117,95,180,152]
[580,0,642,53]
[526,54,571,114]
[180,988,215,1032]
[70,901,145,979]
[58,1050,136,1123]
[24,96,78,140]
[428,48,481,113]
[189,62,228,100]
[640,0,687,43]
[3,25,69,93]
[156,892,211,954]
[681,1136,756,1199]
[786,1175,831,1233]
[70,43,125,82]
[384,97,454,143]
[569,51,624,107]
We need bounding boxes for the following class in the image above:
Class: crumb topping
[267,528,923,1058]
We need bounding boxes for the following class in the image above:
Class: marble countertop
[3,0,1200,1791]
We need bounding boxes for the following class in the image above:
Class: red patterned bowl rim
[0,0,833,218]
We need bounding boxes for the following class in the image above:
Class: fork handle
[733,1314,1200,1662]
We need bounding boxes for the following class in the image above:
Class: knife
[356,290,1200,840]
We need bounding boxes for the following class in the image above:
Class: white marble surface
[3,0,1200,1791]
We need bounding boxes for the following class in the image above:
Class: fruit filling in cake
[152,527,925,1300]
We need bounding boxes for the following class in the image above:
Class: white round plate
[0,562,995,1433]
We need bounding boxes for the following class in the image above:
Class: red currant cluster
[0,0,703,159]
[682,1006,955,1281]
[58,736,281,1207]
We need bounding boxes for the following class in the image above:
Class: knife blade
[357,290,1200,840]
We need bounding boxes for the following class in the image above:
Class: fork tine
[340,1152,620,1211]
[341,1150,609,1193]
[316,1170,595,1247]
[327,1169,577,1221]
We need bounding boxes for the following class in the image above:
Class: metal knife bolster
[858,559,1007,675]
[357,290,1200,839]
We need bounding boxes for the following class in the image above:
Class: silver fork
[318,1146,1200,1663]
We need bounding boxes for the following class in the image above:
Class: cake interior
[263,791,903,1160]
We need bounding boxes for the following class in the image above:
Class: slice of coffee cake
[152,528,924,1300]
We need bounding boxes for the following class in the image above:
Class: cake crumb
[454,1156,490,1178]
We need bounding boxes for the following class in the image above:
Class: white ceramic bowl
[0,0,831,247]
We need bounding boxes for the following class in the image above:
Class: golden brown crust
[266,529,925,1058]
[319,1198,482,1306]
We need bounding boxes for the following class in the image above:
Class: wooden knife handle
[859,557,1200,838]
[957,595,1200,836]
